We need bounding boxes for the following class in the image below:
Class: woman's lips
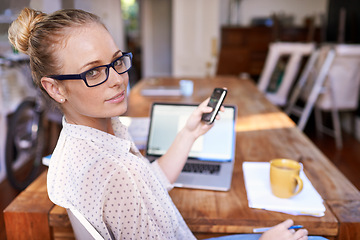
[106,91,125,103]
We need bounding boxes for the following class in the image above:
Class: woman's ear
[41,77,66,103]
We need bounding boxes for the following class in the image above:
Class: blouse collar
[62,116,133,153]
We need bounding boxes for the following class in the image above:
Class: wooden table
[4,76,360,240]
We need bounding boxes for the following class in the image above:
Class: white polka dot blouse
[47,117,196,240]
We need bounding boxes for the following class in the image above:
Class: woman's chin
[111,104,128,117]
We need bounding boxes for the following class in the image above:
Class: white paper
[243,162,325,217]
[42,154,51,166]
[140,86,182,96]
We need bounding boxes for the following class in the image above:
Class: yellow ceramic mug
[270,159,303,198]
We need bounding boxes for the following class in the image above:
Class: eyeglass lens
[85,55,131,86]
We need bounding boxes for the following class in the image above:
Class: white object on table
[243,161,325,217]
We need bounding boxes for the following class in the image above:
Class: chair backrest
[299,45,333,101]
[300,44,360,110]
[258,42,315,106]
[316,44,360,110]
[66,208,104,240]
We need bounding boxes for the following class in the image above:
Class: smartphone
[201,88,227,124]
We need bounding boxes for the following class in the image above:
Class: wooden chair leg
[328,76,343,149]
[314,107,323,137]
[331,108,343,149]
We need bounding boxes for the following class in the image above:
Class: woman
[8,8,309,240]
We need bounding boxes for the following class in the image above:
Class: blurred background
[1,0,359,85]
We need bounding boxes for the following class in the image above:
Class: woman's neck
[65,114,115,135]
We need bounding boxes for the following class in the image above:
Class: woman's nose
[107,67,127,86]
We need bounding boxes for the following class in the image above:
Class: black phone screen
[202,88,227,124]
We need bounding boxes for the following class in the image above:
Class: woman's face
[56,23,128,127]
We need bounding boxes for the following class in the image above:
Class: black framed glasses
[48,52,132,87]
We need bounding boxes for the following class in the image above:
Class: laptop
[146,102,237,191]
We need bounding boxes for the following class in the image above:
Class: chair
[258,42,316,107]
[67,208,104,240]
[286,44,360,148]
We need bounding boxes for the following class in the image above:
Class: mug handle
[292,175,303,196]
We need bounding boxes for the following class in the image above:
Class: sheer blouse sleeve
[150,160,174,191]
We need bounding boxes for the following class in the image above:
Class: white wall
[29,0,125,51]
[220,0,329,26]
[75,0,125,51]
[141,0,172,78]
[30,0,61,13]
[172,0,220,77]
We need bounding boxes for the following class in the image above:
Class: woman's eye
[86,69,100,79]
[114,58,123,67]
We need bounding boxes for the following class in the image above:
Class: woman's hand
[183,98,225,140]
[157,98,225,183]
[259,219,308,240]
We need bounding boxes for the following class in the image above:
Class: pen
[253,225,303,233]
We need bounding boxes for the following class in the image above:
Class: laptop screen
[146,103,236,162]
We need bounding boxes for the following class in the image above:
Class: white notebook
[140,86,182,96]
[242,161,326,217]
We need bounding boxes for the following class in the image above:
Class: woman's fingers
[293,229,308,240]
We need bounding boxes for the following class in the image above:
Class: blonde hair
[8,8,103,96]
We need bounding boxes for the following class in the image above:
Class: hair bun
[8,8,46,54]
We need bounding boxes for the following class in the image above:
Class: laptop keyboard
[182,162,221,175]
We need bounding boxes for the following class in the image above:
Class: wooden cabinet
[217,26,321,77]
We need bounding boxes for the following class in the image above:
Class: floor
[1,116,360,240]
